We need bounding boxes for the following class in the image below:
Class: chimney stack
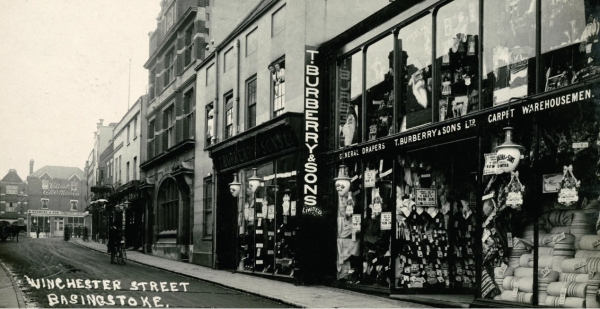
[97,119,104,129]
[29,160,34,175]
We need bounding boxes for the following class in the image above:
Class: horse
[2,225,24,242]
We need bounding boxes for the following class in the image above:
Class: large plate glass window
[398,15,433,131]
[482,0,536,107]
[365,35,395,141]
[436,0,480,121]
[541,1,600,92]
[337,53,363,148]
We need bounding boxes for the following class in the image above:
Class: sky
[0,0,160,180]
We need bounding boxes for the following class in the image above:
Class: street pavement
[69,238,430,308]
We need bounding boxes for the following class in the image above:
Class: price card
[507,233,513,247]
[352,230,356,241]
[267,250,274,255]
[575,260,587,269]
[553,232,566,243]
[256,229,263,235]
[268,205,275,219]
[559,288,567,306]
[512,283,519,298]
[284,231,292,237]
[381,212,392,230]
[257,243,263,248]
[352,214,361,231]
[539,267,550,279]
[268,231,274,236]
[415,189,437,207]
[590,270,596,280]
[593,239,600,247]
[364,170,376,188]
[256,260,263,265]
[258,218,262,227]
[291,201,296,216]
[513,237,520,247]
[483,153,499,175]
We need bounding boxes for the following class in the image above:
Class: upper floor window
[203,177,213,238]
[41,198,49,209]
[5,185,18,195]
[42,179,49,190]
[272,5,286,37]
[149,69,156,100]
[206,64,215,85]
[246,28,258,56]
[224,94,234,139]
[133,116,137,139]
[365,35,394,141]
[206,103,215,147]
[247,76,257,129]
[184,25,194,67]
[164,105,175,149]
[164,47,176,87]
[270,60,286,117]
[158,178,178,232]
[224,48,234,72]
[126,161,130,182]
[133,157,137,181]
[436,0,479,121]
[6,202,17,212]
[183,90,196,139]
[70,200,78,211]
[127,124,130,144]
[148,119,156,157]
[71,180,78,191]
[118,155,122,183]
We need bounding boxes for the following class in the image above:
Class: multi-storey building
[0,168,27,228]
[26,164,86,238]
[140,0,258,264]
[195,0,395,281]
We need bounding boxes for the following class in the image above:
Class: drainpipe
[212,46,220,269]
[236,39,241,133]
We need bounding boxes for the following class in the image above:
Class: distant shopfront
[27,209,85,238]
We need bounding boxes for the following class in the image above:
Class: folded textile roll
[559,272,600,283]
[561,258,600,274]
[500,290,532,304]
[549,210,576,227]
[553,243,576,257]
[545,295,586,308]
[513,267,534,277]
[539,247,554,256]
[503,276,534,293]
[579,235,600,251]
[551,226,572,234]
[508,258,520,269]
[575,250,600,258]
[586,283,600,308]
[547,281,588,298]
[539,270,560,283]
[536,293,548,306]
[494,266,514,278]
[520,254,534,267]
[540,233,576,247]
[572,212,596,250]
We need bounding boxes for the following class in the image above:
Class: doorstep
[390,293,474,308]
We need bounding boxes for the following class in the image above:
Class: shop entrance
[216,172,238,270]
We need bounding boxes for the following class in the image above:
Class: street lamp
[247,168,261,194]
[229,173,242,197]
[495,127,525,173]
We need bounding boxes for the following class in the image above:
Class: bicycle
[115,240,127,265]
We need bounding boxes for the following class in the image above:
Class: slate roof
[1,169,23,183]
[29,166,85,180]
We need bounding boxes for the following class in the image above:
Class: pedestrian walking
[83,226,88,241]
[64,226,70,241]
[107,226,120,264]
[36,227,40,238]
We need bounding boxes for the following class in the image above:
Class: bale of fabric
[502,276,534,293]
[559,272,600,283]
[500,290,532,304]
[494,266,514,278]
[579,235,600,251]
[551,226,573,234]
[572,212,596,250]
[547,281,588,298]
[575,250,600,258]
[513,267,534,278]
[561,258,600,274]
[545,295,585,308]
[586,283,600,308]
[549,210,576,227]
[539,247,554,256]
[540,233,576,247]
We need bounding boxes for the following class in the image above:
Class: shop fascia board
[327,78,600,160]
[139,139,195,170]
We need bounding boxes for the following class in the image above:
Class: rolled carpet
[545,295,585,308]
[579,235,600,251]
[561,258,600,274]
[559,272,600,283]
[547,281,588,298]
[500,290,532,304]
[502,276,534,293]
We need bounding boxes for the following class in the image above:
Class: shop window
[6,203,17,212]
[203,178,213,239]
[133,116,137,139]
[224,94,234,139]
[272,5,285,37]
[483,0,536,107]
[436,0,479,121]
[246,28,257,56]
[541,1,600,92]
[127,124,130,144]
[205,103,215,147]
[270,60,286,117]
[148,119,155,157]
[133,157,137,181]
[126,161,130,182]
[247,76,257,129]
[398,14,433,131]
[184,25,194,67]
[42,179,49,190]
[70,200,77,211]
[158,178,178,232]
[41,198,49,209]
[365,35,395,141]
[337,53,363,148]
[71,180,78,192]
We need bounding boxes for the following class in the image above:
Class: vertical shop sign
[302,46,322,216]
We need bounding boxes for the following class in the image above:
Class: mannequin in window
[340,104,359,147]
[207,107,215,144]
[335,166,360,280]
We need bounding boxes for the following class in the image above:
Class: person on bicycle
[107,226,120,264]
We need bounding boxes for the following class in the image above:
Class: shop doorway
[216,172,238,270]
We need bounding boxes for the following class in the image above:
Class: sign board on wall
[415,189,437,207]
[302,46,322,217]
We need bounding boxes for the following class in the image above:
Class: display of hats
[500,290,532,304]
[579,235,600,251]
[545,295,586,308]
[547,281,588,298]
[503,276,534,293]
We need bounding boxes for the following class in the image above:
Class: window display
[541,1,600,92]
[436,0,479,121]
[236,155,298,277]
[483,0,536,107]
[366,36,395,140]
[338,53,362,148]
[394,141,477,290]
[398,15,432,131]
